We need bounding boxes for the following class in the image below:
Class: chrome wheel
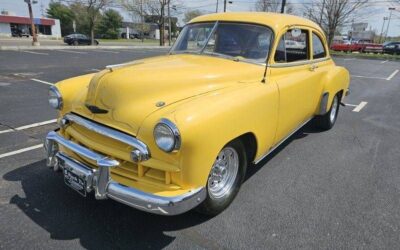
[208,147,239,199]
[330,96,338,123]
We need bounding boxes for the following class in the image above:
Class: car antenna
[261,63,268,83]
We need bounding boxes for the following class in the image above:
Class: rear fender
[318,66,350,114]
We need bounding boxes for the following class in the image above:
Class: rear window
[312,33,327,59]
[274,29,309,63]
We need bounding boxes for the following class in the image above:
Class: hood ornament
[106,61,144,72]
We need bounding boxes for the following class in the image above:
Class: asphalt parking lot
[0,49,399,249]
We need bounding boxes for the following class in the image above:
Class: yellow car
[45,12,350,216]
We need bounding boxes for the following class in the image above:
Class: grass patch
[330,50,400,60]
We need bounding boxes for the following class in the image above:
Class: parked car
[11,29,30,38]
[45,12,350,216]
[121,31,141,39]
[330,40,364,52]
[362,43,383,54]
[63,33,99,45]
[383,42,400,55]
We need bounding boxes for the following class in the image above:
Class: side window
[312,33,327,59]
[274,29,309,63]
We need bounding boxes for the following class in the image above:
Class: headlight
[153,119,181,152]
[48,86,63,110]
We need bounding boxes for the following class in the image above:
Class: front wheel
[197,140,247,215]
[314,94,340,130]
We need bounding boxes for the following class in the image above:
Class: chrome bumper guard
[45,131,206,215]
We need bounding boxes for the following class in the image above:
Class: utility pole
[384,7,395,42]
[280,0,286,13]
[140,0,144,42]
[25,0,39,46]
[319,0,326,26]
[379,17,388,43]
[216,0,219,13]
[168,1,171,46]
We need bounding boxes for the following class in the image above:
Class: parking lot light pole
[384,8,396,42]
[379,17,388,43]
[25,0,40,46]
[223,1,233,12]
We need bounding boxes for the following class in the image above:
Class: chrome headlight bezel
[48,86,63,110]
[153,119,181,153]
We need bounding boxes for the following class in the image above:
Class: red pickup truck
[331,41,383,53]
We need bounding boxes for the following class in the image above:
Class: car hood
[72,54,263,135]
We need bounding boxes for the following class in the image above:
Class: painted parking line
[0,144,43,159]
[381,60,388,64]
[55,50,87,54]
[351,70,399,81]
[352,102,368,112]
[344,58,356,61]
[21,50,49,55]
[351,75,387,80]
[31,78,54,86]
[0,119,56,135]
[95,50,119,54]
[345,101,368,112]
[386,70,399,81]
[85,68,101,72]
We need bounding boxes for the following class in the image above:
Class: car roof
[190,12,323,34]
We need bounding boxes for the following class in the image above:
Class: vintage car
[45,12,350,216]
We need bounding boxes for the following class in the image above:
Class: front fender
[137,82,279,189]
[55,73,95,118]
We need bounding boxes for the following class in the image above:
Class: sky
[0,0,399,37]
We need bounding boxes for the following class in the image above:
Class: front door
[270,28,321,144]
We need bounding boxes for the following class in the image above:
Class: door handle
[309,64,318,71]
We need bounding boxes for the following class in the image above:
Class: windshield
[171,22,273,64]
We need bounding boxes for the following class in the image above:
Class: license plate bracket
[63,166,87,197]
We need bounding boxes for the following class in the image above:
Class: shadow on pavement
[246,121,321,181]
[3,160,210,249]
[3,121,322,249]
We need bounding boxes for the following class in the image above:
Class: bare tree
[120,0,170,46]
[254,0,280,12]
[304,0,369,46]
[75,0,112,45]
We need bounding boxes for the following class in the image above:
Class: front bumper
[45,131,206,215]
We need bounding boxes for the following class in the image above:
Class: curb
[0,45,171,51]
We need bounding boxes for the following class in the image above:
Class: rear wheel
[73,40,79,46]
[197,140,247,215]
[314,94,340,130]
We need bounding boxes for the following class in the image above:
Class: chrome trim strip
[254,117,313,164]
[46,131,119,167]
[45,145,206,215]
[106,61,144,72]
[64,113,150,161]
[269,57,330,68]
